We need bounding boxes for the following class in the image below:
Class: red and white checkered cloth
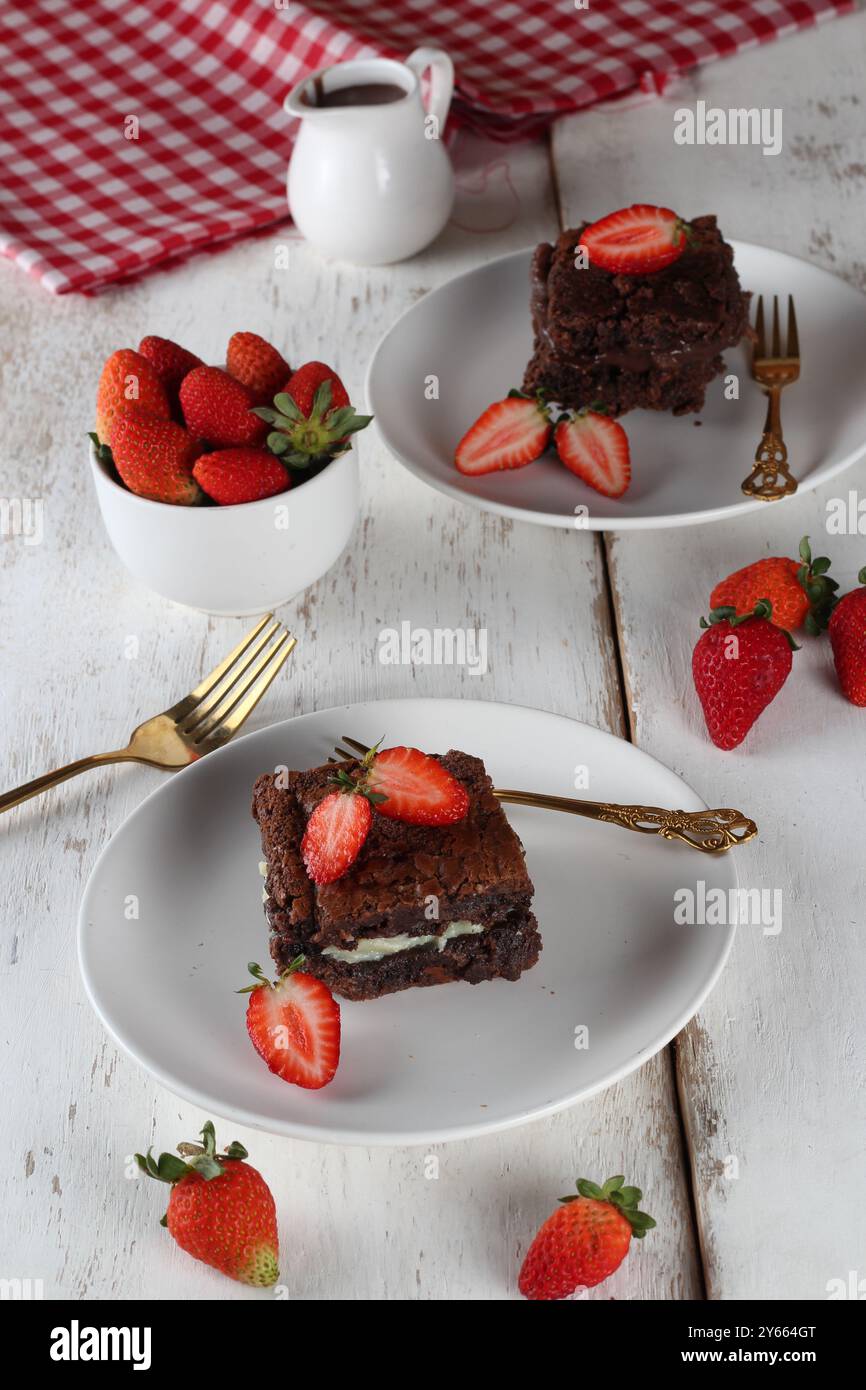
[0,0,853,294]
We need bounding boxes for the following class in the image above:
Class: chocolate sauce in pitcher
[303,79,406,108]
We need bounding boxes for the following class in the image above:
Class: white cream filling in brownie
[322,920,484,964]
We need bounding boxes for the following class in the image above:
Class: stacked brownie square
[523,214,749,417]
[252,750,540,1001]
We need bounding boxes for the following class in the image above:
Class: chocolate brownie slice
[251,750,540,1001]
[522,214,749,416]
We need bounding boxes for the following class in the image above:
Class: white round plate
[367,242,866,529]
[79,699,738,1145]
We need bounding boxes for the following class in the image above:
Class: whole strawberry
[519,1175,655,1301]
[829,566,866,705]
[710,536,837,634]
[138,335,203,396]
[254,360,372,469]
[135,1121,279,1286]
[179,365,267,448]
[693,600,796,750]
[282,360,350,417]
[193,447,291,505]
[94,348,170,445]
[110,410,202,505]
[226,331,291,405]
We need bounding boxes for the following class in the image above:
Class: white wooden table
[2,12,865,1301]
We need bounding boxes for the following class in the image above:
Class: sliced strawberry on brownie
[554,410,631,498]
[580,204,689,275]
[366,745,470,825]
[241,961,340,1090]
[301,787,372,884]
[454,393,551,475]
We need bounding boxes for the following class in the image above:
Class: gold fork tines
[741,293,801,502]
[0,615,296,816]
[329,737,757,855]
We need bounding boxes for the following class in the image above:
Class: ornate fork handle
[741,387,798,502]
[493,791,757,854]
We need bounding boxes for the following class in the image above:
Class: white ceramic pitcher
[284,48,455,265]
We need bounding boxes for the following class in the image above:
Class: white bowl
[89,442,359,615]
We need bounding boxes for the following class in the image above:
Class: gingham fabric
[0,0,853,294]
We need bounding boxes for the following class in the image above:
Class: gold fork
[0,615,295,816]
[741,293,800,501]
[329,737,757,855]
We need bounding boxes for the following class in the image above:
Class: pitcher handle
[406,47,454,136]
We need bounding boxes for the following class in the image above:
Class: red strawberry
[283,360,349,416]
[256,361,371,470]
[226,331,291,405]
[109,410,202,505]
[519,1175,655,1301]
[136,1121,279,1286]
[692,601,795,750]
[138,335,203,395]
[580,204,688,275]
[302,788,371,884]
[454,394,551,476]
[710,536,837,634]
[193,448,290,505]
[367,746,470,825]
[829,566,866,706]
[241,960,341,1090]
[554,410,631,498]
[95,348,170,445]
[179,365,267,448]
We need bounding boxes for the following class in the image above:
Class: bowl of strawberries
[89,332,372,614]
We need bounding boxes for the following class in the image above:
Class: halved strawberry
[454,394,551,476]
[554,411,631,498]
[580,205,688,274]
[367,746,469,826]
[241,961,340,1090]
[301,789,371,885]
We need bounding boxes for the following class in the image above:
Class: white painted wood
[552,10,866,1299]
[0,134,699,1299]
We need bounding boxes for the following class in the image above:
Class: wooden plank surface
[552,10,866,1299]
[0,134,700,1299]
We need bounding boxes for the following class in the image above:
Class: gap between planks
[547,124,709,1299]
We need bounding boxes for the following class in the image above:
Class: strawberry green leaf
[267,431,291,455]
[311,379,333,417]
[575,1178,603,1199]
[273,393,303,421]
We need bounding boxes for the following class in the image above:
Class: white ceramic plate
[366,242,866,529]
[79,699,739,1145]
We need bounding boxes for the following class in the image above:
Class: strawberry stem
[559,1175,657,1238]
